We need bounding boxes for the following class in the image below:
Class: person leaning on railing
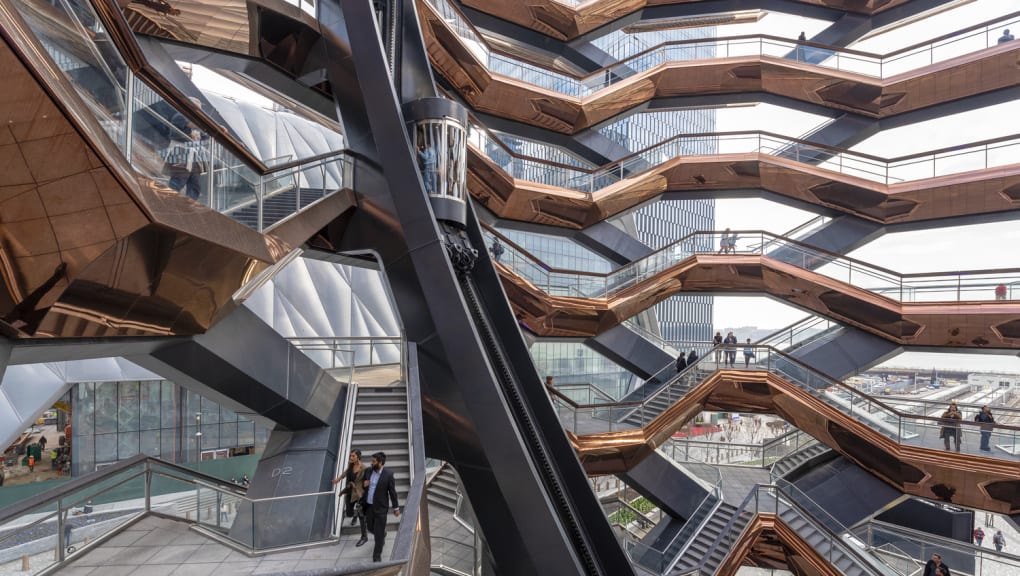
[974,406,996,453]
[939,404,962,452]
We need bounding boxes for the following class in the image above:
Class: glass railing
[0,457,334,573]
[429,536,475,576]
[12,0,352,233]
[619,459,722,574]
[486,225,1020,303]
[707,482,897,576]
[661,429,817,469]
[288,336,405,370]
[424,0,1020,90]
[552,344,1020,463]
[756,316,839,352]
[851,520,1020,576]
[470,118,1020,192]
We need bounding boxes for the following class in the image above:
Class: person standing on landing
[362,452,400,562]
[975,406,996,452]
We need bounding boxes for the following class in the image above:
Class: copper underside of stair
[569,370,1020,514]
[501,254,1020,349]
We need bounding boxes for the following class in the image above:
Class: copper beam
[568,370,1020,514]
[460,0,913,41]
[500,253,1020,349]
[0,3,356,337]
[421,3,1020,125]
[468,144,1020,228]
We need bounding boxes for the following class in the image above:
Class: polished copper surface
[715,516,844,576]
[469,144,1020,228]
[501,252,1020,349]
[460,0,912,41]
[0,6,355,337]
[568,370,1020,514]
[421,3,1020,125]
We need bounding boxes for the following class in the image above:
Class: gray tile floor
[427,504,473,574]
[60,515,395,575]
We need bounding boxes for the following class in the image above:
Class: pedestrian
[675,352,687,373]
[417,141,439,194]
[230,476,237,485]
[975,405,996,452]
[220,502,230,523]
[491,237,505,263]
[939,404,962,452]
[922,553,950,576]
[724,332,738,367]
[999,29,1015,44]
[743,338,755,368]
[63,520,73,549]
[39,435,47,451]
[718,228,733,254]
[974,526,985,546]
[796,32,807,61]
[995,284,1007,300]
[713,332,723,364]
[726,231,738,253]
[362,452,400,563]
[28,454,35,472]
[994,529,1006,552]
[241,475,250,488]
[333,449,368,547]
[686,349,698,367]
[545,375,554,387]
[163,98,209,201]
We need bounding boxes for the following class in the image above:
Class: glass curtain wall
[71,380,270,476]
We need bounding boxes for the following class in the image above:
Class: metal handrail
[486,224,1020,301]
[424,0,1020,85]
[859,519,1020,563]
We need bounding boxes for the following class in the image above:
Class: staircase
[427,464,461,513]
[776,504,884,576]
[770,441,832,479]
[671,503,750,574]
[344,384,411,533]
[619,369,706,427]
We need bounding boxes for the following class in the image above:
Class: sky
[707,0,1020,371]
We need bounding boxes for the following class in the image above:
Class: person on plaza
[743,338,755,368]
[675,352,687,373]
[362,452,400,563]
[241,475,250,488]
[39,434,47,451]
[939,404,962,452]
[713,332,723,364]
[994,530,1006,552]
[333,449,368,546]
[923,553,950,576]
[995,284,1008,300]
[974,526,986,546]
[975,405,996,452]
[490,237,505,263]
[723,332,738,367]
[220,502,230,523]
[999,29,1015,44]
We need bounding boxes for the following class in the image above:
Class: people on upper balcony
[743,338,755,368]
[796,32,807,61]
[713,332,723,364]
[939,403,962,452]
[998,29,1015,44]
[723,332,738,367]
[974,405,996,452]
[995,284,1007,300]
[490,237,505,263]
[718,229,732,254]
[675,352,687,373]
[686,350,698,366]
[163,97,209,201]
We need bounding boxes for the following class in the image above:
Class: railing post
[145,461,152,513]
[124,72,134,159]
[57,499,65,562]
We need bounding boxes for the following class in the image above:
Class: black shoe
[356,537,368,547]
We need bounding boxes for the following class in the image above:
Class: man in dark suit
[362,451,400,562]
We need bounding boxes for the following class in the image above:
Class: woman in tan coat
[333,449,368,546]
